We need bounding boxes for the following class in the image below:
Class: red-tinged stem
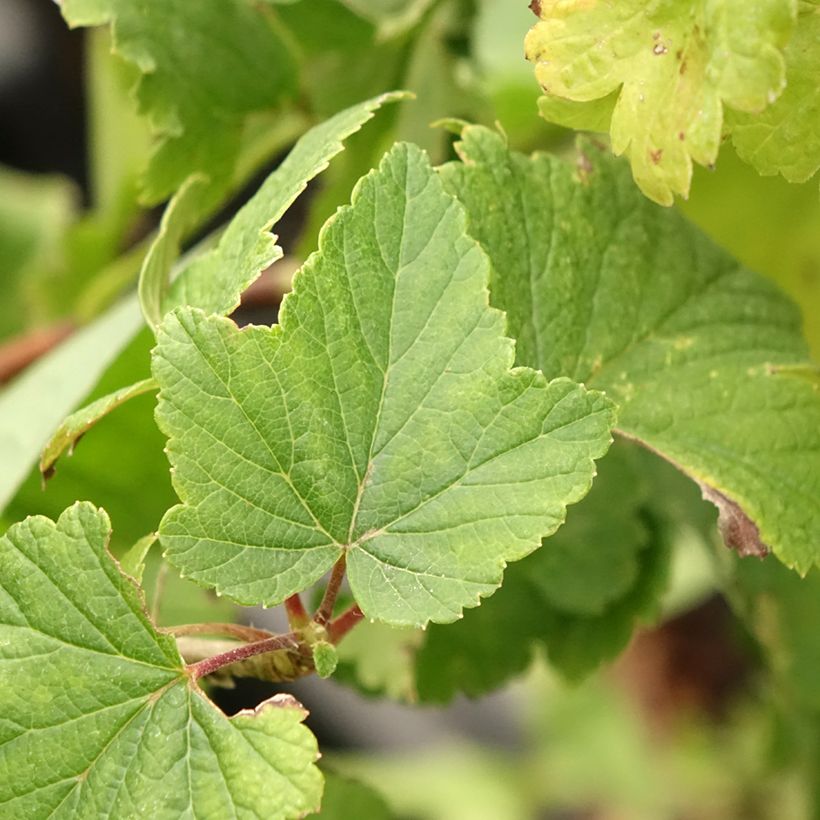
[328,604,364,644]
[161,623,273,642]
[186,631,301,680]
[0,322,74,383]
[314,555,347,626]
[284,594,310,629]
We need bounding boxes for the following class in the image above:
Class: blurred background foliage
[0,1,818,817]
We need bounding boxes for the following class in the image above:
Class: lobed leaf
[525,0,797,204]
[59,0,298,205]
[153,142,615,627]
[0,503,321,818]
[440,125,820,572]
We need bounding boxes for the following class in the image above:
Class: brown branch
[186,631,301,680]
[0,322,75,383]
[314,554,347,626]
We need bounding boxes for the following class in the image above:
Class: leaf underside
[440,126,820,573]
[153,142,615,627]
[0,503,321,819]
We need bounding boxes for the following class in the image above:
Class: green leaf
[441,125,820,573]
[334,621,421,701]
[735,557,820,713]
[7,326,174,553]
[312,641,339,678]
[155,92,408,323]
[59,0,298,205]
[319,772,394,819]
[340,0,436,37]
[0,295,143,515]
[680,142,820,358]
[414,442,669,699]
[525,0,797,204]
[153,142,615,627]
[0,503,322,818]
[39,377,158,477]
[119,532,157,583]
[729,2,820,186]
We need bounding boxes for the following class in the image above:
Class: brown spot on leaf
[680,59,688,75]
[678,131,685,141]
[699,484,770,558]
[650,148,663,164]
[529,0,541,17]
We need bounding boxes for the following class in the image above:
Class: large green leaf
[440,126,820,572]
[0,503,321,818]
[153,142,615,627]
[729,1,820,186]
[59,0,298,204]
[524,0,797,204]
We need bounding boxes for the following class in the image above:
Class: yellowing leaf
[525,0,796,204]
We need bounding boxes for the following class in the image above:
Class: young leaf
[729,2,820,186]
[153,142,615,627]
[0,503,322,818]
[160,91,409,322]
[440,126,820,573]
[525,0,796,203]
[59,0,298,204]
[39,377,158,477]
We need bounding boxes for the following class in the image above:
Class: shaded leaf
[40,377,158,477]
[59,0,298,204]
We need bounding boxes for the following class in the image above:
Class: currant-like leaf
[440,125,820,573]
[525,0,797,204]
[59,0,298,204]
[153,142,615,627]
[729,1,820,186]
[0,503,322,818]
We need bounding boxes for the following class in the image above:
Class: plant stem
[328,604,364,644]
[186,631,301,680]
[314,554,347,626]
[161,622,273,642]
[284,594,310,628]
